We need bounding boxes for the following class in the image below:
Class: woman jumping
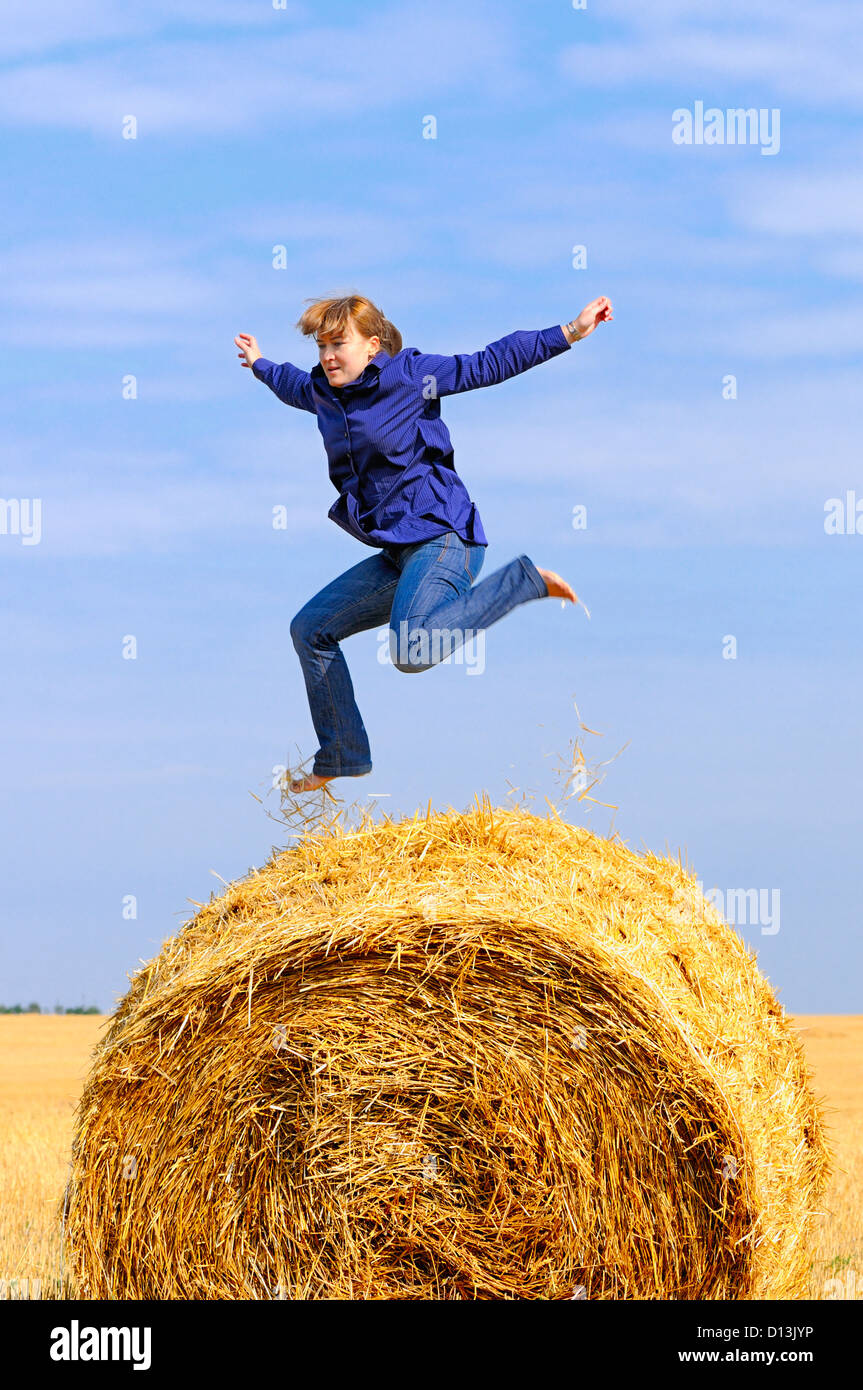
[234,293,613,793]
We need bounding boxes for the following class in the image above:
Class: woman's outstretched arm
[235,332,316,413]
[404,297,613,397]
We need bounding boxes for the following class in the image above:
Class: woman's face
[316,319,381,387]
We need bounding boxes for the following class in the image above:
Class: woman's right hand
[234,333,262,368]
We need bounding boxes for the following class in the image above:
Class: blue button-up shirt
[252,323,571,548]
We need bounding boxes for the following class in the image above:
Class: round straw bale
[64,799,830,1299]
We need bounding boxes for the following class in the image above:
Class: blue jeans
[289,531,548,776]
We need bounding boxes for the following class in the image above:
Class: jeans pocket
[463,543,483,581]
[432,531,454,563]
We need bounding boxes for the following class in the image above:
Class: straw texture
[64,798,830,1299]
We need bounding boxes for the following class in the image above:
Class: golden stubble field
[0,1014,859,1300]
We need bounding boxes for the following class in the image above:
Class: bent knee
[392,657,430,674]
[389,635,432,673]
[289,609,316,647]
[389,619,436,673]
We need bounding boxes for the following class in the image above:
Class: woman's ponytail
[377,316,403,356]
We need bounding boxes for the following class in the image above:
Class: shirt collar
[311,350,390,389]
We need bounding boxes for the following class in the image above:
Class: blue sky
[1,0,860,1013]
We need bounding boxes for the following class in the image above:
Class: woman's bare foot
[536,568,577,603]
[286,772,334,793]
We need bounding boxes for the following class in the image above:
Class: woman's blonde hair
[295,293,402,357]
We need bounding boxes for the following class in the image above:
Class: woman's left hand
[572,297,613,339]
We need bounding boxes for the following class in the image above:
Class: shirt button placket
[342,405,352,463]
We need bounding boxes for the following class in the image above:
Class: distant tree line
[0,1003,101,1014]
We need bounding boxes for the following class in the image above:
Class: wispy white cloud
[4,764,224,790]
[0,234,236,351]
[724,166,863,286]
[0,0,301,61]
[731,171,863,238]
[0,2,519,135]
[0,212,473,352]
[0,431,336,556]
[0,487,330,557]
[560,1,861,108]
